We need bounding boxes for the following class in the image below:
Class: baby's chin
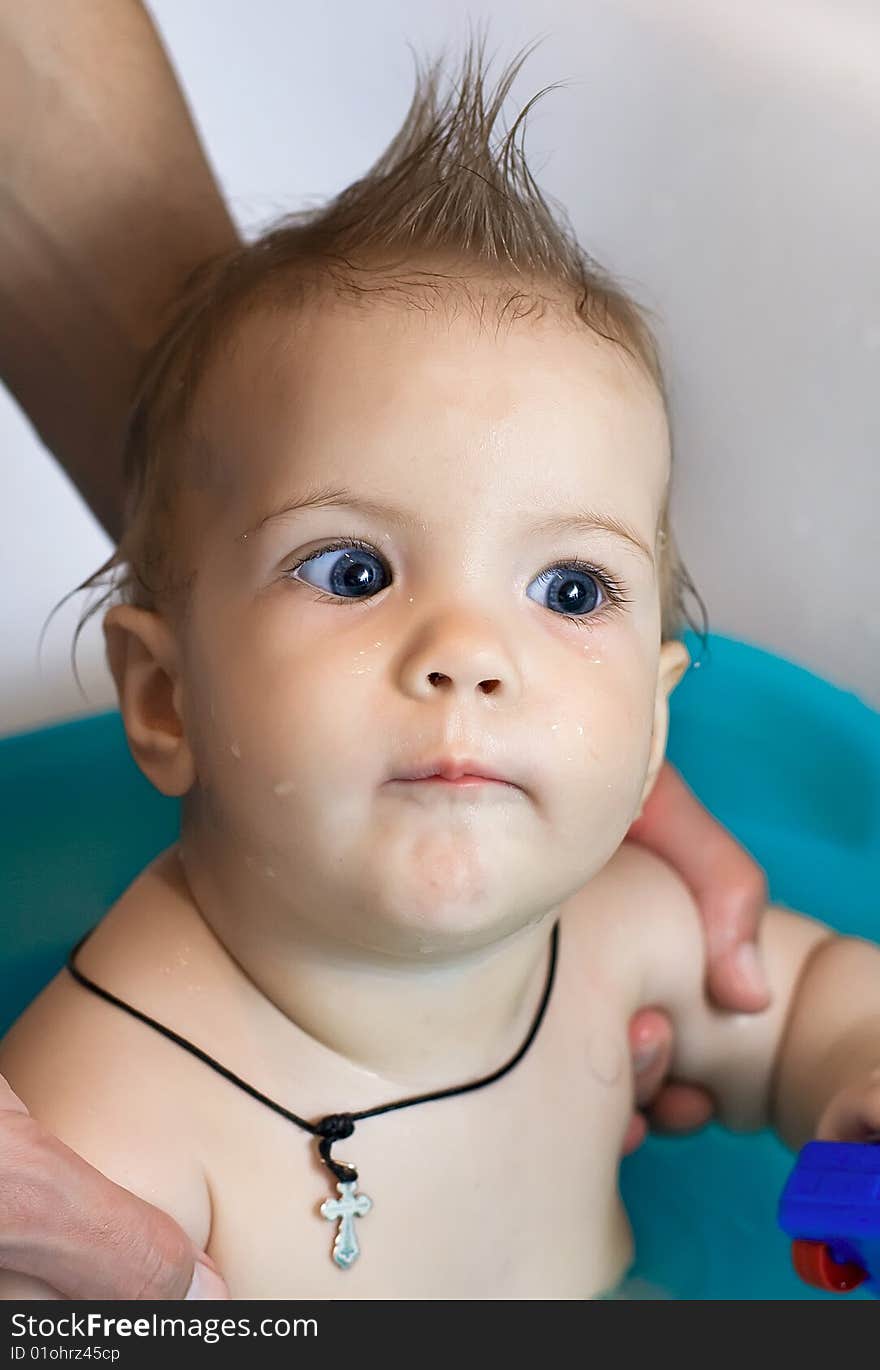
[347,907,549,963]
[341,867,562,962]
[295,814,595,959]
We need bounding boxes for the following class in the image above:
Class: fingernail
[733,944,768,995]
[633,1043,661,1072]
[185,1256,229,1301]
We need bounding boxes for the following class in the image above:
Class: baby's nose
[396,612,522,704]
[428,669,501,696]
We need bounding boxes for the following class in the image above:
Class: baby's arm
[618,843,836,1140]
[0,972,212,1300]
[770,936,880,1149]
[629,843,880,1147]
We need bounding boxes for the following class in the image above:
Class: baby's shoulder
[559,837,706,1009]
[0,865,213,1260]
[0,968,211,1254]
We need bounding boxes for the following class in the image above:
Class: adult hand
[0,0,239,541]
[622,759,771,1154]
[0,1075,228,1299]
[0,0,237,1304]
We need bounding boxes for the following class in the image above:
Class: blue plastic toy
[779,1141,880,1295]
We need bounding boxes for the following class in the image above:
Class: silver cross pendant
[320,1178,373,1269]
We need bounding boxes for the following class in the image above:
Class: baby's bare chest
[196,969,635,1299]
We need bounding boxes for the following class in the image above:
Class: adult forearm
[0,0,239,541]
[771,934,880,1150]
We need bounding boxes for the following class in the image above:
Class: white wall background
[2,0,878,737]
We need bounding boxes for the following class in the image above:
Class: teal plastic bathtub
[2,630,878,1298]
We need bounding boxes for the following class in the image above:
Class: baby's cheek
[547,664,653,777]
[544,678,653,844]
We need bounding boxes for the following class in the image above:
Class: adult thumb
[0,1075,229,1299]
[184,1251,229,1300]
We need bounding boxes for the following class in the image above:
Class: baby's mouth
[393,774,513,788]
[389,755,520,787]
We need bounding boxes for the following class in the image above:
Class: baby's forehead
[183,290,670,539]
[197,286,667,437]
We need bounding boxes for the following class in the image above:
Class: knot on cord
[316,1114,358,1184]
[317,1114,355,1143]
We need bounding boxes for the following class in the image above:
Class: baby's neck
[173,839,557,1090]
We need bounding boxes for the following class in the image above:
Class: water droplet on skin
[273,780,298,798]
[576,725,584,737]
[265,866,276,879]
[230,742,241,759]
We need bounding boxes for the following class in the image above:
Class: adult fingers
[623,1010,716,1152]
[629,1008,674,1109]
[0,1086,228,1300]
[644,1082,715,1135]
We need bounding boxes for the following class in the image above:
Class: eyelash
[283,536,633,630]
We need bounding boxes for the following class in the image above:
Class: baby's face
[166,291,677,954]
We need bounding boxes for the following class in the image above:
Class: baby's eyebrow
[527,512,654,566]
[238,483,654,566]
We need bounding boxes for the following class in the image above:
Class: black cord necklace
[66,920,560,1270]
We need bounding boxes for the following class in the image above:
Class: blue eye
[284,540,630,627]
[286,540,389,600]
[526,565,606,619]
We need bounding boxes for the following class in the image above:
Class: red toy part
[791,1239,867,1293]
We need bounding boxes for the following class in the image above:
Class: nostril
[427,674,501,692]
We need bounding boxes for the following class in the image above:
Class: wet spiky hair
[59,33,706,690]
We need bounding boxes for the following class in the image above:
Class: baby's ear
[657,638,691,699]
[103,605,195,798]
[634,639,691,820]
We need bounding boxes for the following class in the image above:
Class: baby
[2,46,880,1301]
